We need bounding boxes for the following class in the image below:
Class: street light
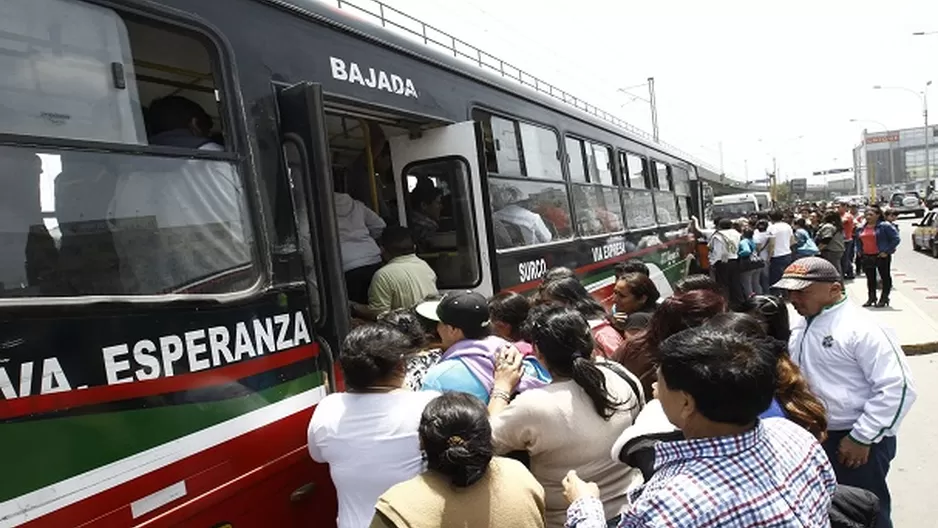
[873,82,932,187]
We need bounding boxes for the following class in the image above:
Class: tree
[773,182,791,205]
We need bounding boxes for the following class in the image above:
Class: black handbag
[742,254,766,271]
[829,484,880,528]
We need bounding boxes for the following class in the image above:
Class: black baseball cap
[772,257,841,291]
[415,291,490,332]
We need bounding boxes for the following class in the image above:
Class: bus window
[622,188,656,229]
[565,137,587,182]
[672,166,692,221]
[402,158,480,288]
[0,0,255,298]
[518,122,563,180]
[474,110,563,182]
[488,179,572,249]
[653,191,679,225]
[572,185,623,236]
[475,112,523,177]
[0,0,145,143]
[587,143,614,186]
[621,151,648,189]
[653,160,672,191]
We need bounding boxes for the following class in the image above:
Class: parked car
[911,209,938,258]
[889,191,926,217]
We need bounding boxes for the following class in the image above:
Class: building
[853,125,938,196]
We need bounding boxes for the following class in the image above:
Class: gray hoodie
[333,192,385,271]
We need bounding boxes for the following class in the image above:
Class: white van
[711,193,761,220]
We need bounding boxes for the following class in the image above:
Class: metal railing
[325,0,724,176]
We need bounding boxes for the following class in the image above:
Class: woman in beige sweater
[369,392,546,528]
[488,306,643,528]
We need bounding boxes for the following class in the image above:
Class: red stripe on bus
[19,405,335,528]
[0,343,319,420]
[504,236,693,294]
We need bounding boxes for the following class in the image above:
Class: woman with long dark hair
[487,306,641,528]
[370,392,546,528]
[377,308,442,391]
[488,291,533,354]
[539,276,623,358]
[815,210,845,277]
[611,272,659,334]
[613,289,727,397]
[705,312,828,440]
[856,205,901,307]
[308,324,439,528]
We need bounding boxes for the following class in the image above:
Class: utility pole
[770,157,778,203]
[647,77,659,142]
[924,81,931,187]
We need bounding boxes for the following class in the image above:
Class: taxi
[912,209,938,258]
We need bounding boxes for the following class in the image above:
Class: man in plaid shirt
[563,327,837,527]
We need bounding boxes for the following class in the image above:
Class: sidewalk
[843,278,938,355]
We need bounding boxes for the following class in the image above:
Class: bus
[0,0,711,526]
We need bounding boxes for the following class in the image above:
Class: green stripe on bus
[0,372,322,503]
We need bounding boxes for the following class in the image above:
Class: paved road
[887,216,938,325]
[890,354,938,528]
[883,217,938,527]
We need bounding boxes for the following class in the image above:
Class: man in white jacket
[774,257,916,528]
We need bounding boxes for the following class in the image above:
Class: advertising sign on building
[864,133,899,144]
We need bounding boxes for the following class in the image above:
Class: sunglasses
[750,295,783,316]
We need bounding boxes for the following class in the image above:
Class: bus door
[276,82,348,379]
[387,122,494,296]
[275,82,346,523]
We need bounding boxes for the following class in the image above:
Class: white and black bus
[0,0,712,525]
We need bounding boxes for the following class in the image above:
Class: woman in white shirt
[308,324,439,528]
[487,306,642,528]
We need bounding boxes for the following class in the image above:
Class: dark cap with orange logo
[772,257,841,291]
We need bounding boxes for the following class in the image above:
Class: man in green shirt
[351,226,438,320]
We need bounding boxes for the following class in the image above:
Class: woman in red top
[857,205,901,307]
[538,276,623,359]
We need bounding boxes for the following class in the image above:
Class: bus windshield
[712,201,757,218]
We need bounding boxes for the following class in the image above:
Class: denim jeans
[769,254,792,292]
[823,430,896,528]
[842,239,856,278]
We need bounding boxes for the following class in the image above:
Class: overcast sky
[357,0,938,183]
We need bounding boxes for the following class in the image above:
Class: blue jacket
[856,220,900,255]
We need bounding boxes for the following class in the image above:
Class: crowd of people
[308,244,917,527]
[691,200,901,310]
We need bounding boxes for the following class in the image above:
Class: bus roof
[274,0,716,173]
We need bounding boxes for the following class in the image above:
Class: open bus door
[387,122,495,296]
[274,82,346,526]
